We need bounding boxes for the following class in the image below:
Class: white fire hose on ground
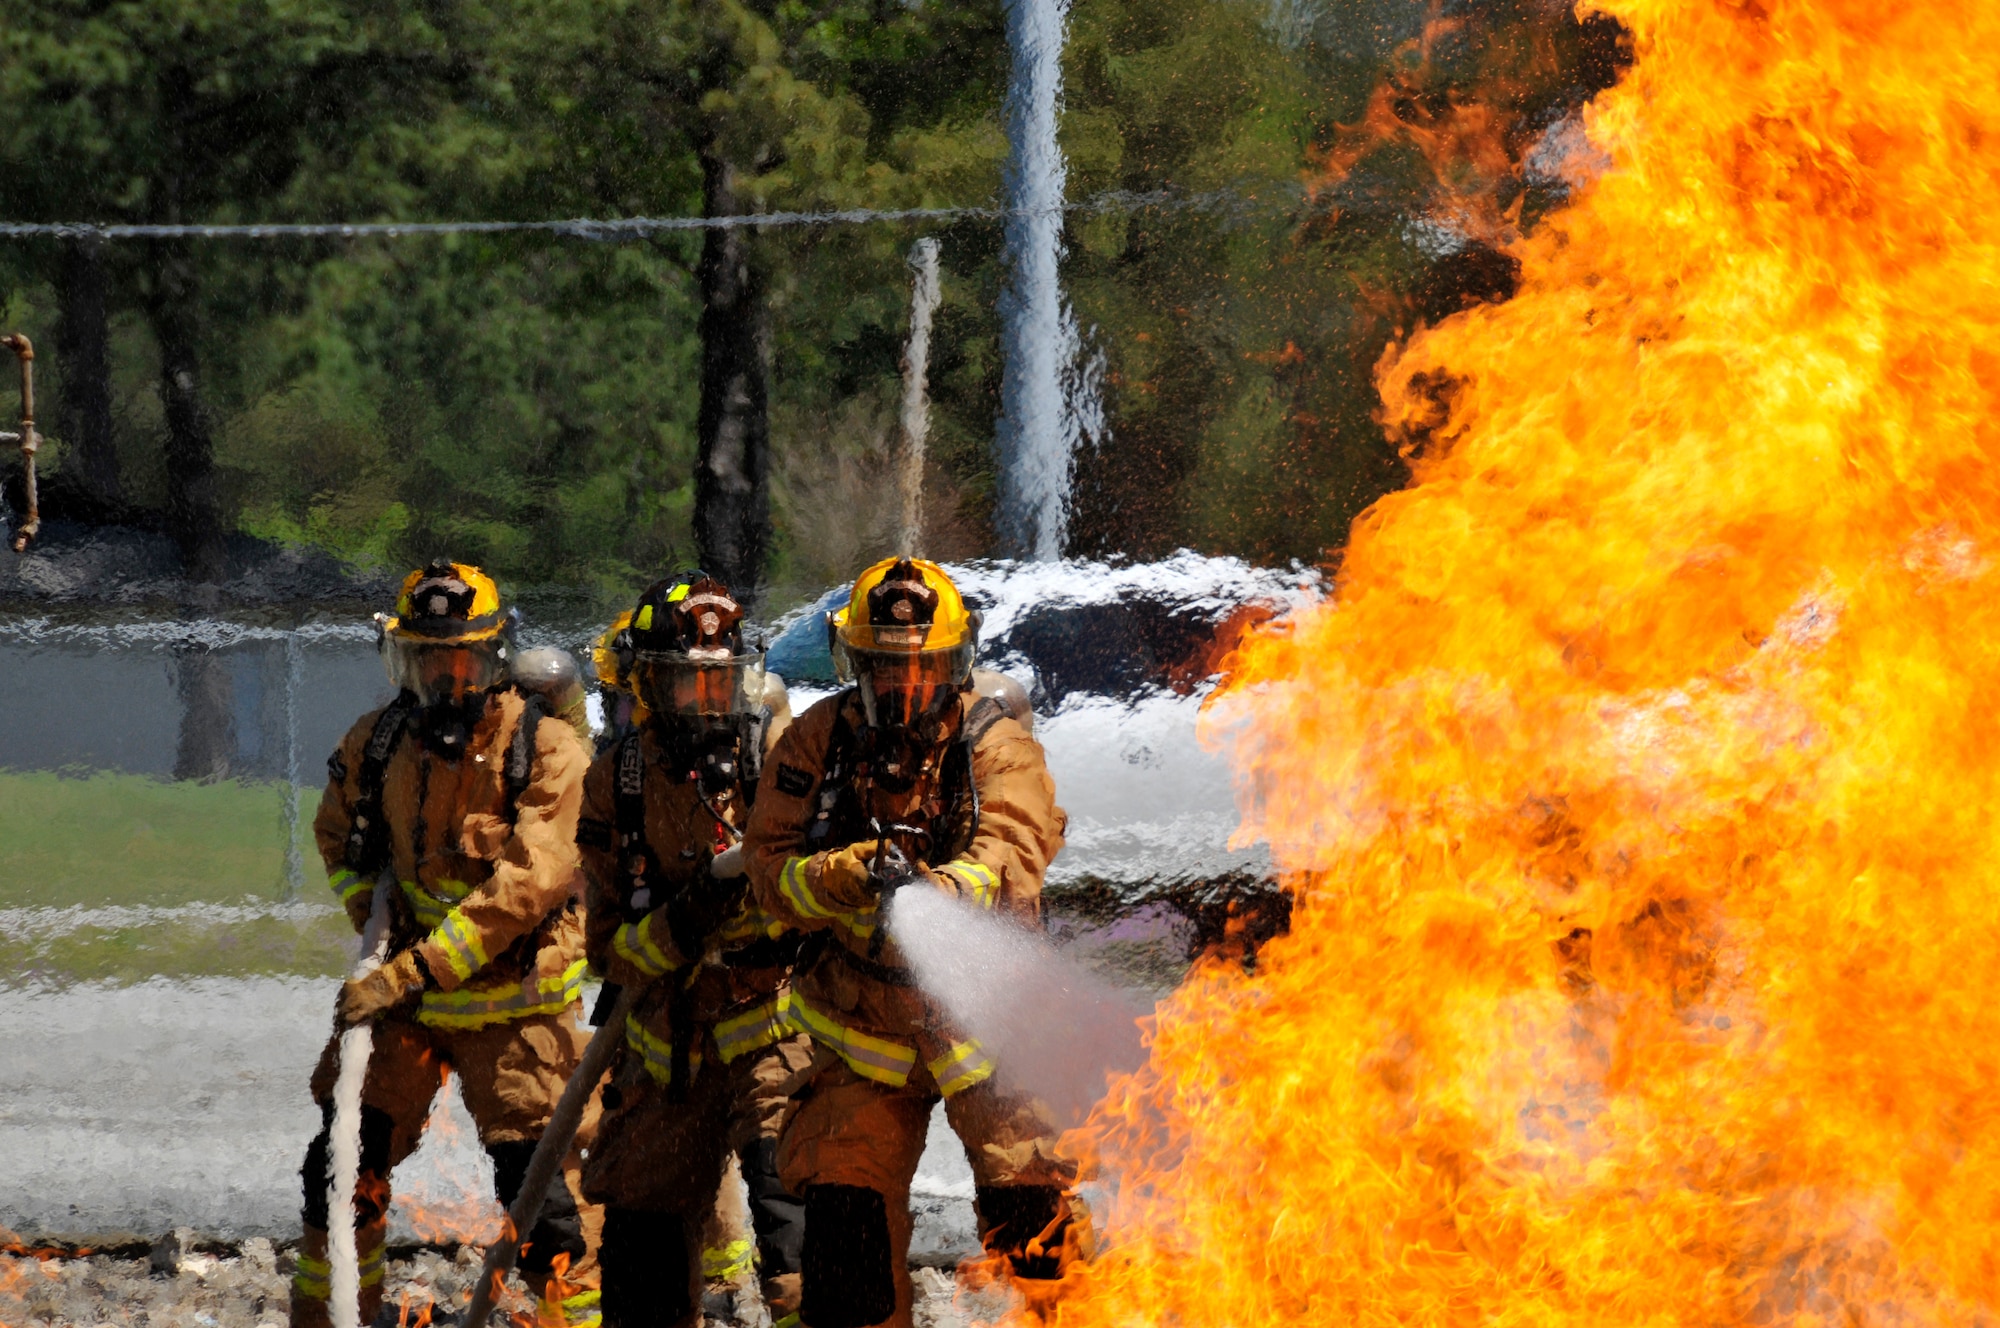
[328,880,394,1328]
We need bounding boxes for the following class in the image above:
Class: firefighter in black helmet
[575,573,809,1328]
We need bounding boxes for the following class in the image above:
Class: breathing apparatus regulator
[827,556,981,740]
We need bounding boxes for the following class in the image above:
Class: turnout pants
[292,1008,605,1328]
[582,1034,815,1328]
[776,1058,1078,1328]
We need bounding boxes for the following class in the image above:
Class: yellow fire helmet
[592,610,637,691]
[828,557,980,730]
[377,559,515,705]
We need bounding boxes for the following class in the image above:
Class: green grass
[0,911,355,986]
[0,769,347,984]
[0,768,305,908]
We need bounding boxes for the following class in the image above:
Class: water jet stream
[887,886,1150,1129]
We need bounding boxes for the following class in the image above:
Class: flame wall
[1050,0,2000,1321]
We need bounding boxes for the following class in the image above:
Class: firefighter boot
[290,1218,387,1328]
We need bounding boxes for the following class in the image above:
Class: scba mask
[622,574,765,726]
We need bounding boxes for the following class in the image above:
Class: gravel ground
[0,1242,993,1328]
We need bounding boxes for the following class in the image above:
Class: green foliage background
[0,0,1623,612]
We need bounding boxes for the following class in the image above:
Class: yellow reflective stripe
[556,1288,602,1327]
[783,990,917,1086]
[623,1012,706,1084]
[713,992,791,1063]
[612,915,678,978]
[929,1038,997,1097]
[399,877,474,930]
[293,1253,331,1299]
[779,856,836,920]
[773,1314,801,1328]
[329,868,369,905]
[938,860,999,909]
[418,959,588,1030]
[429,908,491,983]
[703,1238,755,1280]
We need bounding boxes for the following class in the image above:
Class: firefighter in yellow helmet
[293,560,603,1328]
[575,573,811,1328]
[744,558,1079,1328]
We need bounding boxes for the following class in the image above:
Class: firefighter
[575,574,812,1328]
[292,560,602,1328]
[744,557,1079,1328]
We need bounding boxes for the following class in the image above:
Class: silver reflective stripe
[782,991,917,1086]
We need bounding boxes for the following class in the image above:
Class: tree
[0,0,468,577]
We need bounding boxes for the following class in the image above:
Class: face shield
[631,650,767,721]
[381,632,511,707]
[833,639,975,731]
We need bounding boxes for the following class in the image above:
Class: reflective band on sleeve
[773,1313,801,1328]
[329,868,369,905]
[430,908,491,983]
[399,877,475,930]
[782,990,917,1087]
[623,1012,706,1085]
[778,855,836,920]
[936,860,1000,909]
[929,1038,998,1097]
[358,1242,386,1289]
[292,1253,331,1300]
[713,991,792,1063]
[612,914,678,978]
[419,958,588,1030]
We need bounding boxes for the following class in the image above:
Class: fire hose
[461,818,748,1328]
[459,982,639,1328]
[0,333,38,552]
[327,881,394,1328]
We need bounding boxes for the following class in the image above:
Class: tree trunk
[52,234,120,509]
[173,645,237,782]
[150,252,228,582]
[693,150,771,601]
[150,65,228,581]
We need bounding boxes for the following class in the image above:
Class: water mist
[888,886,1151,1127]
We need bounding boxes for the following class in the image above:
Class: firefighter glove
[342,887,376,933]
[816,839,890,911]
[339,950,427,1025]
[709,843,745,880]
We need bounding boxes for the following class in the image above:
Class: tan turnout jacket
[578,717,797,1082]
[315,687,591,1029]
[745,690,1065,1096]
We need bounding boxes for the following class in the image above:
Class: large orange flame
[1046,0,2000,1321]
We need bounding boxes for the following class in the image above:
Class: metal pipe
[1,333,39,552]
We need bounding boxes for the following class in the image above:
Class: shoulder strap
[804,700,863,852]
[343,694,416,875]
[503,692,550,824]
[614,730,659,904]
[962,694,1009,748]
[738,708,771,807]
